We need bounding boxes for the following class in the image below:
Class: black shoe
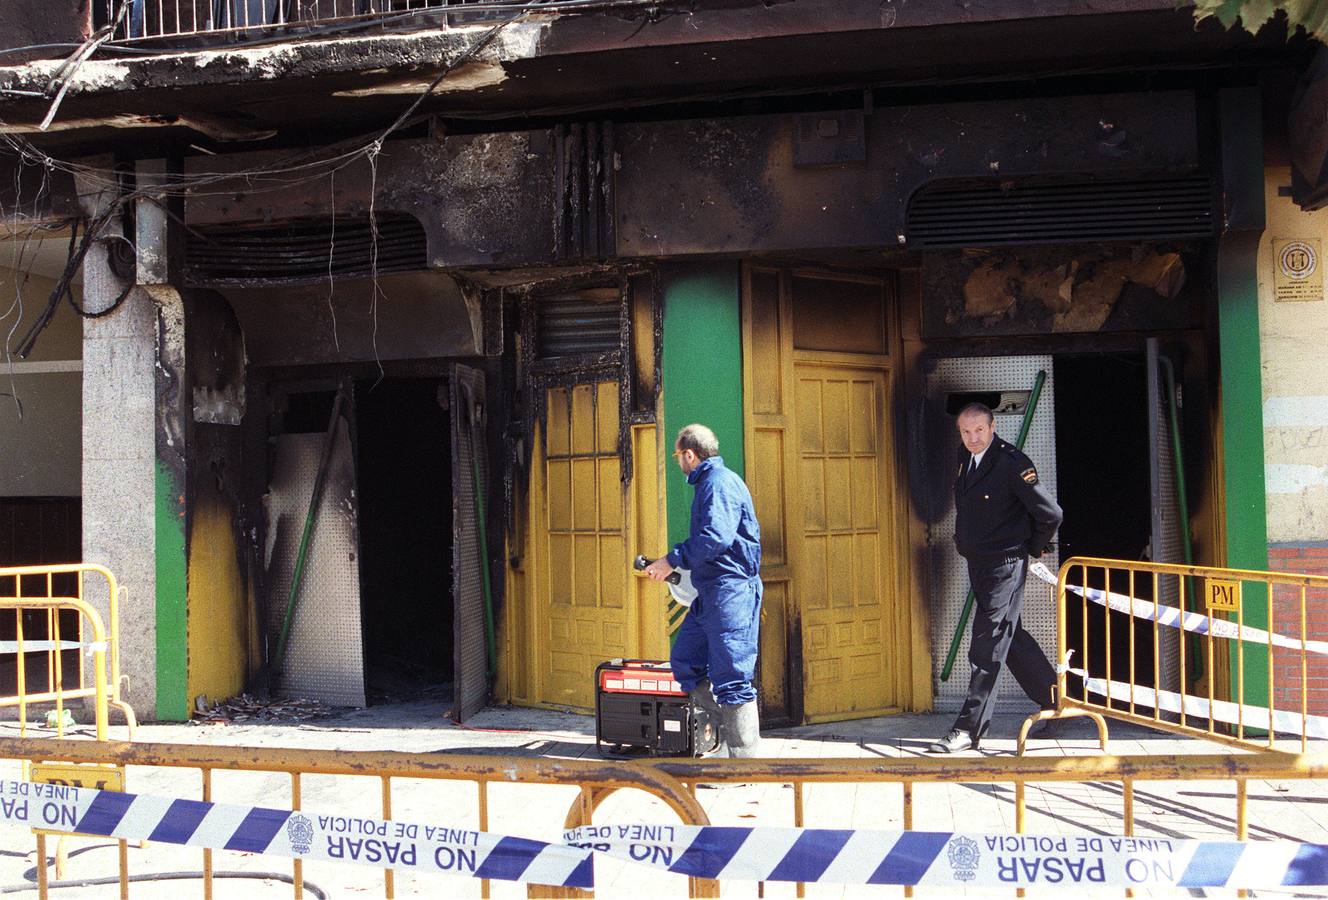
[927,729,978,753]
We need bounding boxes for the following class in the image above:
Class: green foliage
[1191,0,1328,39]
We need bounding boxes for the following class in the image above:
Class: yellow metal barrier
[1,736,1326,898]
[1022,556,1328,754]
[0,565,140,886]
[0,563,137,741]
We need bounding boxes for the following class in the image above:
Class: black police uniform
[951,434,1062,744]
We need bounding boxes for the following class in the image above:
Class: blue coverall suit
[665,456,763,706]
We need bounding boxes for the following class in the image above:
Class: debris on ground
[191,693,330,725]
[366,680,451,706]
[364,656,450,704]
[43,708,76,729]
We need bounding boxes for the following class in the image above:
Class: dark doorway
[354,378,453,701]
[1053,353,1154,698]
[0,502,83,699]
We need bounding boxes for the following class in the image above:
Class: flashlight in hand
[633,554,681,584]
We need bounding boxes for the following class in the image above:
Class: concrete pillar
[81,241,160,721]
[79,158,190,723]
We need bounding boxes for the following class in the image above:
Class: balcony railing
[96,0,486,43]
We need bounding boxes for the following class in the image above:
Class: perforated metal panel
[267,420,366,707]
[1147,340,1183,697]
[925,356,1059,714]
[451,364,490,722]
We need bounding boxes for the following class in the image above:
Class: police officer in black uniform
[929,402,1062,753]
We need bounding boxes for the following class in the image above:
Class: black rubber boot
[688,680,726,756]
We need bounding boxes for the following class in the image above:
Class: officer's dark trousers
[954,555,1056,741]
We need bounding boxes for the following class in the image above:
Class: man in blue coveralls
[643,423,763,757]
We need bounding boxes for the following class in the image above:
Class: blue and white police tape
[1065,667,1328,739]
[0,779,592,888]
[1027,561,1328,656]
[0,639,107,654]
[563,824,1328,888]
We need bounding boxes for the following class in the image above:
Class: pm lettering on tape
[563,824,1328,889]
[0,779,592,889]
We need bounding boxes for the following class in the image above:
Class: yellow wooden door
[793,362,898,719]
[535,382,631,709]
[744,267,916,723]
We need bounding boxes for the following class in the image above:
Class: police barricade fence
[1023,556,1328,754]
[0,735,710,900]
[0,564,141,887]
[2,736,1328,898]
[0,563,138,741]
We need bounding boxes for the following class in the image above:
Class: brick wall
[1267,543,1328,716]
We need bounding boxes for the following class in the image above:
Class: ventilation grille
[536,287,622,359]
[906,175,1216,248]
[185,214,428,285]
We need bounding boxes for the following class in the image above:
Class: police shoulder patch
[1021,467,1038,484]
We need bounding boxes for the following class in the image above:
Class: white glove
[668,569,698,607]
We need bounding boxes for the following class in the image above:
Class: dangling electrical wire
[0,210,36,419]
[13,204,131,358]
[325,168,340,352]
[0,0,568,362]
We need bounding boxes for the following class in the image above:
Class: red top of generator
[598,662,685,696]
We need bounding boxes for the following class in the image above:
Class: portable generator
[594,659,718,758]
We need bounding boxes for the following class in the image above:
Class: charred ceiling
[0,161,83,226]
[227,271,482,367]
[0,3,1307,158]
[613,90,1204,258]
[2,84,1220,322]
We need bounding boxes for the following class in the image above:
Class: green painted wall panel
[155,460,189,721]
[1218,88,1269,711]
[661,262,745,555]
[1219,247,1271,711]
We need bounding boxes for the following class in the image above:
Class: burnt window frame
[512,269,659,494]
[529,283,626,369]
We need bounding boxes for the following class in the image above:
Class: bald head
[956,404,995,456]
[675,423,719,459]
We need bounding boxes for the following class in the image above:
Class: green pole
[1159,356,1201,685]
[940,369,1047,682]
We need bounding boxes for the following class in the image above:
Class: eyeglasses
[672,449,686,459]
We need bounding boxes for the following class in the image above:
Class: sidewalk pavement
[0,702,1325,899]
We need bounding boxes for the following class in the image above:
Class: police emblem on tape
[1021,467,1038,484]
[286,814,314,855]
[946,835,980,882]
